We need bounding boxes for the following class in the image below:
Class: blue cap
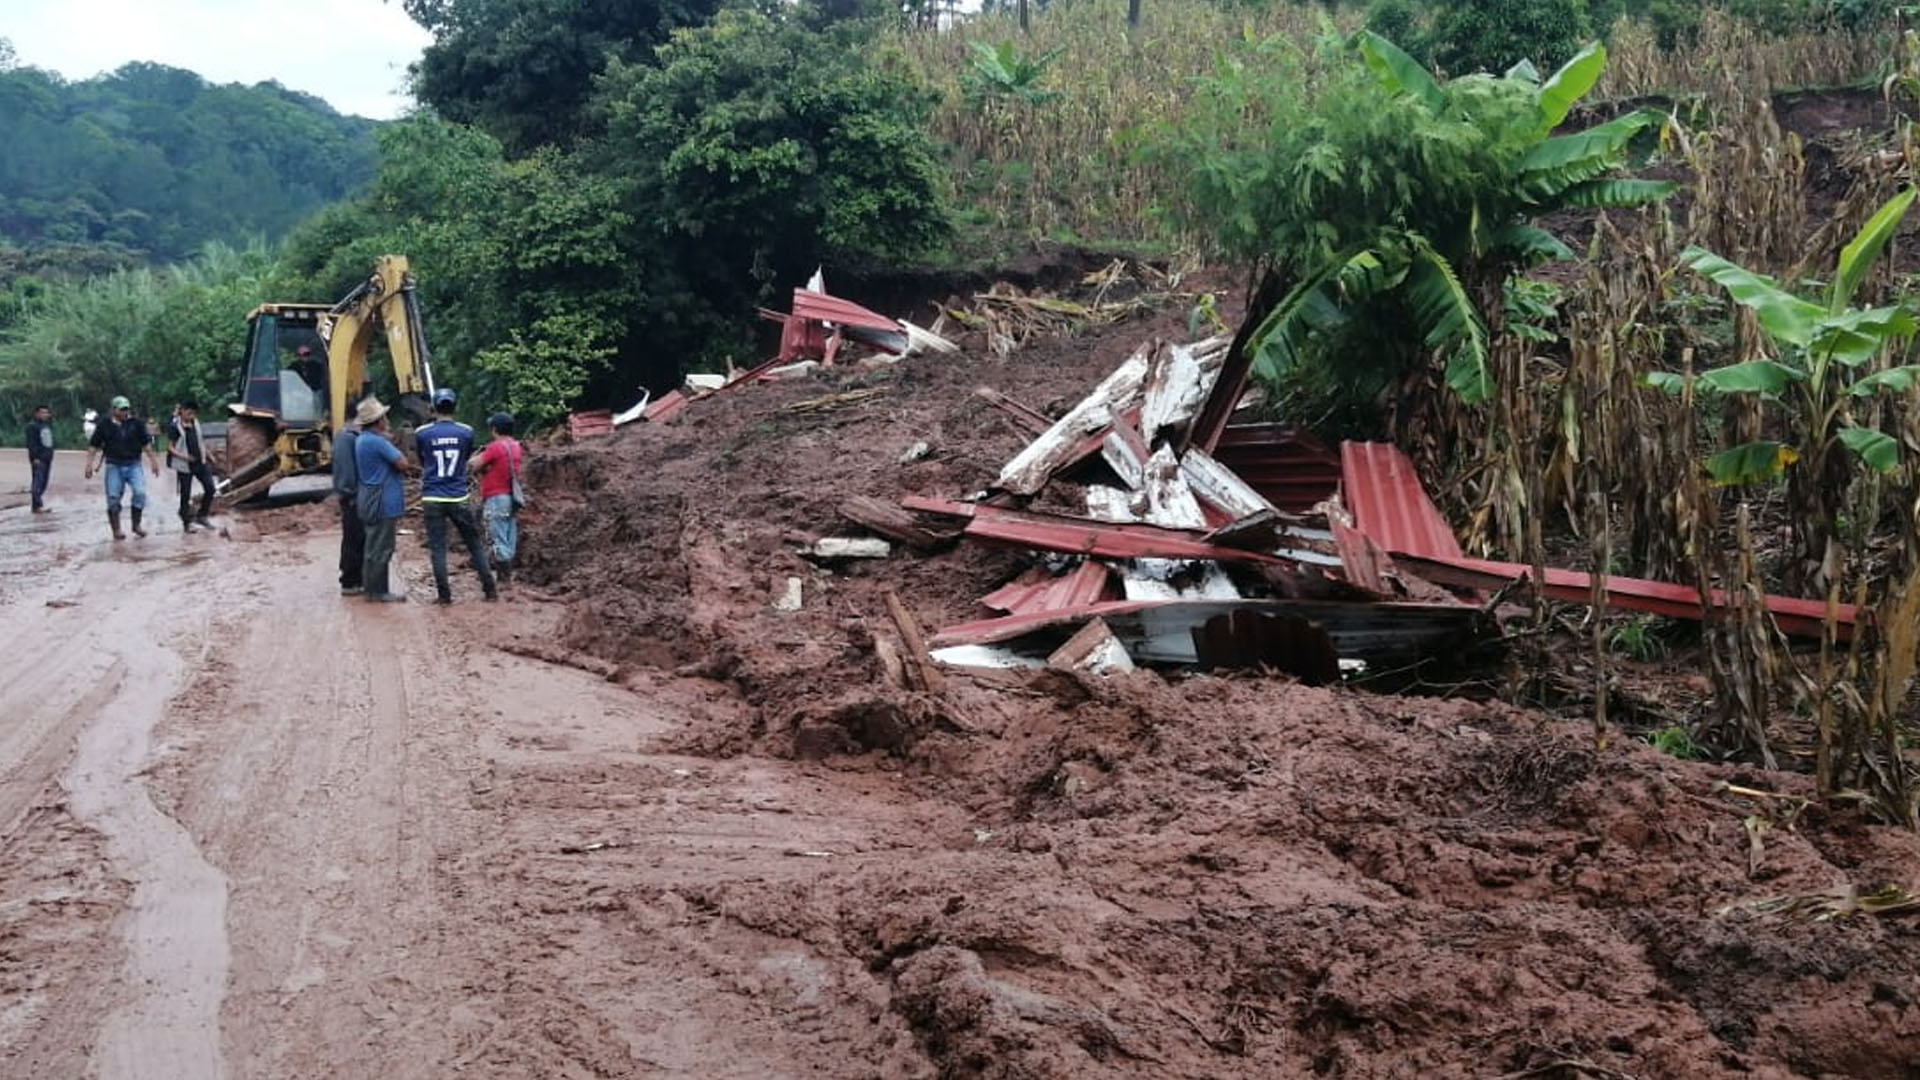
[432,387,458,407]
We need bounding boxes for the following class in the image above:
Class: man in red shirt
[469,412,525,583]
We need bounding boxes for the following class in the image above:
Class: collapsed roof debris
[867,333,1857,682]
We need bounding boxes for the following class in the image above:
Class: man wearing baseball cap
[414,386,497,604]
[83,395,162,541]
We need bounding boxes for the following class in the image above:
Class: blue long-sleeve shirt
[331,424,361,497]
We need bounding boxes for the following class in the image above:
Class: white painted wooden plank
[994,345,1150,496]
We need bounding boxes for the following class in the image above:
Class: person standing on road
[469,411,525,584]
[24,405,55,514]
[352,398,417,603]
[414,388,497,605]
[166,401,217,532]
[82,395,161,541]
[332,400,366,596]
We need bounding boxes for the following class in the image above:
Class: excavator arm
[320,254,437,431]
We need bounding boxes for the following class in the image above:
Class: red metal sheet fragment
[568,410,613,439]
[1339,441,1464,560]
[1210,424,1342,512]
[903,495,1207,539]
[788,289,906,335]
[1392,553,1856,642]
[1331,520,1392,595]
[961,515,1288,565]
[642,391,689,423]
[979,561,1116,616]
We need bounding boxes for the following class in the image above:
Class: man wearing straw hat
[350,397,417,603]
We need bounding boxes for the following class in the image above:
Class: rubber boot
[108,508,125,541]
[131,507,147,538]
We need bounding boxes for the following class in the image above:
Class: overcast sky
[4,0,431,119]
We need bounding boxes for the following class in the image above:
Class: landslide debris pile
[519,292,1920,1077]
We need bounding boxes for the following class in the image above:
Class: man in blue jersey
[414,387,498,605]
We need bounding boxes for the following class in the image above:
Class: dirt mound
[523,289,1920,1076]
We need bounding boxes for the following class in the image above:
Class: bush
[1429,0,1593,74]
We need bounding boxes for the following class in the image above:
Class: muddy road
[0,451,934,1078]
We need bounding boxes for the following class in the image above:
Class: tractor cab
[233,304,331,428]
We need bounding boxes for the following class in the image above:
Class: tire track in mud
[0,499,235,1079]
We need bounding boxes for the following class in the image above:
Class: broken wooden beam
[884,590,946,693]
[840,495,956,552]
[995,344,1149,495]
[974,387,1053,438]
[1047,618,1135,675]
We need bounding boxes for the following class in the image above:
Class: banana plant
[961,42,1066,108]
[1246,33,1673,405]
[1647,187,1920,487]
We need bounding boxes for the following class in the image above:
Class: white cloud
[3,0,432,119]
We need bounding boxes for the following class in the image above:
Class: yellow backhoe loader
[219,255,435,504]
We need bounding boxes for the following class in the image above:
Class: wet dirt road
[0,450,939,1078]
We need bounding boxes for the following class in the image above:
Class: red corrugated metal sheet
[962,515,1288,565]
[1391,553,1855,641]
[1338,442,1857,640]
[904,495,1204,540]
[568,410,613,439]
[1339,441,1463,560]
[1211,424,1342,512]
[980,561,1116,615]
[642,391,689,423]
[1332,520,1392,596]
[789,290,904,335]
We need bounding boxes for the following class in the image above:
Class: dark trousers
[339,496,366,588]
[176,462,215,523]
[422,499,496,600]
[29,457,50,509]
[363,516,397,598]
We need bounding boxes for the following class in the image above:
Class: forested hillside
[0,44,378,269]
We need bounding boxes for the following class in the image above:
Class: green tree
[0,241,273,434]
[1429,0,1592,75]
[404,0,725,153]
[0,60,377,263]
[276,115,636,430]
[592,7,950,375]
[1161,31,1669,420]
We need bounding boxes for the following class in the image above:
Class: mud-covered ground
[517,294,1920,1077]
[1,278,1917,1078]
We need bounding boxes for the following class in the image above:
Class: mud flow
[1,293,1917,1078]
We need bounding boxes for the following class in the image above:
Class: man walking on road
[333,400,366,595]
[24,405,55,514]
[83,395,161,541]
[352,398,417,603]
[166,401,217,532]
[415,388,497,605]
[470,411,524,584]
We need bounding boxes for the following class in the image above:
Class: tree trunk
[1127,0,1141,29]
[1020,0,1030,33]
